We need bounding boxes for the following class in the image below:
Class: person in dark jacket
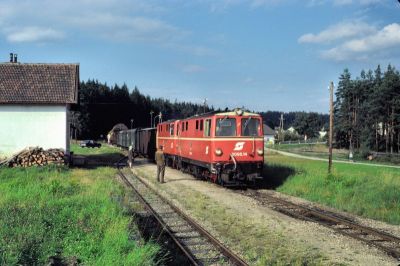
[155,145,165,183]
[128,145,133,168]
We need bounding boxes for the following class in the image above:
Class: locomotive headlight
[257,148,264,156]
[235,108,244,116]
[215,148,223,156]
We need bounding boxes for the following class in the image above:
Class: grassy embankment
[0,145,159,265]
[268,143,349,160]
[264,149,400,225]
[268,143,400,165]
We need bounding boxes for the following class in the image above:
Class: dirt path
[267,148,400,169]
[130,159,398,266]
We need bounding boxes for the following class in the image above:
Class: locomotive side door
[177,121,181,156]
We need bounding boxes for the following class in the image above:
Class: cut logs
[0,147,66,168]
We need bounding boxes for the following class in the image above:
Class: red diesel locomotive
[156,109,264,185]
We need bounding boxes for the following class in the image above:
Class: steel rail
[117,169,198,265]
[242,189,400,260]
[116,158,248,266]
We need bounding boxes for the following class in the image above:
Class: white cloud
[333,0,353,5]
[250,0,289,8]
[244,77,254,83]
[298,21,376,44]
[321,23,400,61]
[309,0,385,6]
[333,0,381,5]
[69,14,184,43]
[6,27,65,43]
[0,0,213,56]
[182,64,206,73]
[203,0,289,12]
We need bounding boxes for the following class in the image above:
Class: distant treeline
[72,80,212,139]
[72,80,331,140]
[335,64,400,153]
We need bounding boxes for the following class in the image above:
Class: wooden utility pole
[328,81,334,174]
[279,113,285,142]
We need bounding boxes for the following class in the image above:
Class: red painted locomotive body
[156,109,264,185]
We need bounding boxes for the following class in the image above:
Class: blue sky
[0,0,399,113]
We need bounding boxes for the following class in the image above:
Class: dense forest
[73,64,400,155]
[334,64,400,154]
[71,80,212,139]
[72,80,330,140]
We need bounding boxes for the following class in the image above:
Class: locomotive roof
[160,110,260,124]
[214,110,260,117]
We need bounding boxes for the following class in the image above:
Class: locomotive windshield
[241,117,261,136]
[216,118,236,136]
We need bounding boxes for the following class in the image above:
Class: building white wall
[0,105,68,157]
[264,134,275,144]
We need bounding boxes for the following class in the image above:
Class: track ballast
[239,189,400,260]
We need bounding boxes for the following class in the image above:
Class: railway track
[239,189,400,260]
[116,161,248,266]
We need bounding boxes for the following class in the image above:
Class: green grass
[268,143,350,160]
[70,143,126,164]
[268,143,400,165]
[0,166,159,265]
[265,150,400,225]
[70,143,124,156]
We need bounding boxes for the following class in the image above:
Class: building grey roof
[0,63,79,104]
[263,124,276,135]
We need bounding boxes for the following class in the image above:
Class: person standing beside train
[128,145,133,168]
[155,145,165,183]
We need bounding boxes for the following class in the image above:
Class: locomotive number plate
[231,152,248,156]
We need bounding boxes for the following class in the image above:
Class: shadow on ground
[256,164,296,190]
[131,210,196,265]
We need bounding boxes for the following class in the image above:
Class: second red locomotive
[156,108,264,185]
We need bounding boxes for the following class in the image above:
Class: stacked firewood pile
[0,147,66,167]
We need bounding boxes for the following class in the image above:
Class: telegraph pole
[328,81,334,174]
[279,113,285,142]
[150,111,154,127]
[203,98,208,114]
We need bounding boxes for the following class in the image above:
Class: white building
[0,61,79,158]
[263,124,276,144]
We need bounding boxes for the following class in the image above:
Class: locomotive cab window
[216,117,237,136]
[241,117,261,136]
[170,124,174,136]
[204,119,211,137]
[200,120,203,131]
